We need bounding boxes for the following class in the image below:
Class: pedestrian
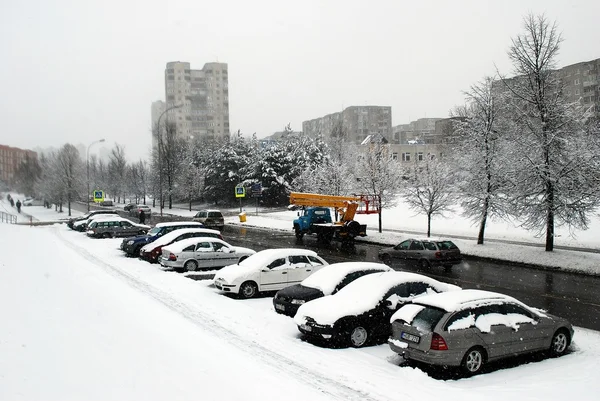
[10,198,14,207]
[139,209,146,224]
[16,199,21,213]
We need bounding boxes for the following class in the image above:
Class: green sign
[235,186,245,198]
[93,190,105,203]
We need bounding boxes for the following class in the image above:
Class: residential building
[560,58,599,118]
[392,118,442,144]
[161,61,230,141]
[302,105,392,144]
[0,145,37,184]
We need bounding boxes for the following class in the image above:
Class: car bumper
[159,258,182,269]
[388,339,464,367]
[272,299,301,317]
[214,281,238,293]
[297,322,335,340]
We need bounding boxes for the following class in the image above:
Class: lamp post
[155,104,183,216]
[87,139,106,212]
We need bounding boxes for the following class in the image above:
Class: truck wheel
[295,229,304,239]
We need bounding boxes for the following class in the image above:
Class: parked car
[378,238,462,271]
[72,213,120,232]
[388,289,574,376]
[86,217,150,238]
[123,203,137,211]
[159,237,255,272]
[139,228,223,263]
[213,249,328,299]
[99,200,114,206]
[129,204,152,218]
[68,210,118,229]
[120,221,204,257]
[273,262,391,317]
[294,271,461,348]
[22,197,45,206]
[192,209,225,230]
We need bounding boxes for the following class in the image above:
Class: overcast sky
[1,0,598,161]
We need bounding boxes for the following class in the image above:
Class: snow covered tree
[500,14,600,251]
[107,144,127,203]
[451,77,512,244]
[55,144,84,216]
[356,139,402,233]
[13,153,41,197]
[402,156,456,237]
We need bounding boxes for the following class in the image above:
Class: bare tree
[501,14,600,251]
[161,122,185,209]
[107,144,127,203]
[55,144,84,216]
[402,157,456,237]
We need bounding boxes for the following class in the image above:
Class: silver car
[87,217,150,238]
[159,237,255,272]
[388,289,574,375]
[379,238,462,271]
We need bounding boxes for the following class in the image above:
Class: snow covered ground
[1,222,599,401]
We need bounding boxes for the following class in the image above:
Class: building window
[417,152,424,161]
[392,152,398,160]
[402,153,411,162]
[575,79,580,85]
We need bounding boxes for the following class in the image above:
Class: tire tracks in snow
[54,227,387,401]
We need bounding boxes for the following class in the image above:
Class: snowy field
[1,222,599,401]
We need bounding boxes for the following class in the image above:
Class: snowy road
[1,223,599,401]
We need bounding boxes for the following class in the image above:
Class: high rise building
[302,105,392,143]
[162,61,230,141]
[0,144,37,184]
[392,118,443,144]
[560,58,599,118]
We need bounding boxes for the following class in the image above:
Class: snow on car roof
[141,227,221,251]
[163,237,228,253]
[294,271,459,326]
[300,262,391,295]
[155,221,203,228]
[411,289,525,312]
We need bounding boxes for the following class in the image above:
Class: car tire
[103,232,112,239]
[461,347,486,375]
[381,254,392,266]
[134,245,143,257]
[295,228,304,240]
[239,281,258,299]
[348,325,369,348]
[549,329,570,357]
[420,259,430,269]
[184,260,198,272]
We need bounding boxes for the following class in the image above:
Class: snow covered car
[120,221,204,257]
[67,209,118,229]
[159,237,255,272]
[294,271,461,348]
[213,249,328,299]
[139,228,223,263]
[86,217,150,238]
[388,289,574,376]
[22,197,44,206]
[273,262,391,317]
[73,213,120,232]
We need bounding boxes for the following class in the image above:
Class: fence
[0,211,17,224]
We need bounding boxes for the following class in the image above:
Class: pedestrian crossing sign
[235,186,245,198]
[93,190,104,202]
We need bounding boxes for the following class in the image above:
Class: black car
[67,209,119,229]
[294,271,460,347]
[124,203,136,211]
[120,221,204,257]
[378,238,462,271]
[273,262,391,317]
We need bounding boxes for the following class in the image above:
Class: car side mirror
[261,268,270,272]
[221,247,232,253]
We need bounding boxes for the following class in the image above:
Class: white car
[213,249,328,299]
[159,237,255,272]
[139,227,223,263]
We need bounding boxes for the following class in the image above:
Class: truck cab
[294,207,333,232]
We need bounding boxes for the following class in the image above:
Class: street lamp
[156,104,183,216]
[87,138,106,211]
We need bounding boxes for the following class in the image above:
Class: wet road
[219,225,600,331]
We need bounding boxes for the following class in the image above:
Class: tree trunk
[378,207,382,233]
[477,196,489,245]
[427,212,432,237]
[545,180,555,251]
[189,196,192,212]
[67,198,72,217]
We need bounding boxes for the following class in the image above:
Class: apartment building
[0,144,37,184]
[302,105,392,143]
[392,118,443,144]
[160,61,230,141]
[560,58,599,118]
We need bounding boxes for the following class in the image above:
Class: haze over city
[1,0,599,160]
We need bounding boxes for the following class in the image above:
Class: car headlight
[291,299,305,305]
[127,240,134,245]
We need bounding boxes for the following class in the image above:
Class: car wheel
[103,232,112,239]
[420,259,430,269]
[349,326,369,348]
[461,347,485,375]
[295,228,304,239]
[184,260,198,272]
[134,246,143,257]
[549,329,570,357]
[239,281,258,299]
[381,254,392,266]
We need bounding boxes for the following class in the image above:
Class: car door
[259,257,291,291]
[390,240,410,261]
[287,255,314,284]
[499,303,544,353]
[407,240,425,265]
[472,304,516,359]
[193,241,215,269]
[370,284,412,338]
[120,220,135,236]
[211,241,238,267]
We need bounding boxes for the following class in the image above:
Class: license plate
[401,331,420,343]
[275,304,285,311]
[300,323,312,332]
[215,284,222,290]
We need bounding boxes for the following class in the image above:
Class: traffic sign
[235,186,245,198]
[251,183,262,197]
[93,190,104,203]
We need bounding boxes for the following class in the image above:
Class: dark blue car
[120,221,204,256]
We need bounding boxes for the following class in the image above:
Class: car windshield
[410,306,446,332]
[148,227,161,235]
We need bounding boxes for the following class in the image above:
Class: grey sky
[1,0,598,161]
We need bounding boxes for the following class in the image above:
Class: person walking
[138,209,146,224]
[16,199,21,213]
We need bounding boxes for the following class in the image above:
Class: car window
[195,242,213,251]
[412,307,447,332]
[409,241,424,250]
[395,240,411,250]
[472,304,503,318]
[499,303,537,319]
[444,309,475,331]
[313,210,327,215]
[195,211,207,218]
[307,256,324,266]
[89,222,97,228]
[289,255,310,265]
[408,282,430,296]
[436,241,459,250]
[334,271,368,293]
[266,258,287,269]
[121,221,132,227]
[386,284,410,299]
[422,241,437,250]
[208,211,222,218]
[212,242,227,251]
[182,245,195,252]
